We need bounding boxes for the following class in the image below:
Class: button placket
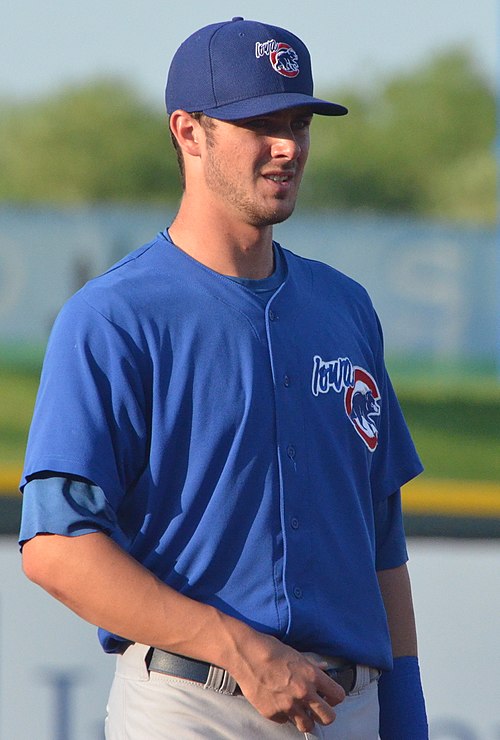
[265,299,310,621]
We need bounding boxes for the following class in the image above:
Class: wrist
[211,608,260,677]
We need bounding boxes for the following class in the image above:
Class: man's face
[198,107,312,228]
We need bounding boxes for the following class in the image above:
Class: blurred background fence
[0,205,497,369]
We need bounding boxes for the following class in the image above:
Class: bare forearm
[22,531,248,668]
[22,530,345,731]
[377,564,428,737]
[377,563,418,657]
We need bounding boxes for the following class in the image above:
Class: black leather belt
[147,649,215,685]
[147,648,359,695]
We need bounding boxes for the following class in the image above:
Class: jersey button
[287,445,296,459]
[291,517,299,530]
[283,374,291,387]
[268,309,278,321]
[293,586,303,599]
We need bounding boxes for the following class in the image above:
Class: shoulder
[58,233,187,331]
[280,244,374,309]
[44,236,170,358]
[79,236,165,315]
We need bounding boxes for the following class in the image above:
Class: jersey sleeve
[21,291,151,512]
[374,489,408,571]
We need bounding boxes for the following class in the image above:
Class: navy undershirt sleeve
[19,475,116,547]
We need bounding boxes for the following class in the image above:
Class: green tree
[0,80,181,203]
[305,48,495,222]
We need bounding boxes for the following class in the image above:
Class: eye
[292,117,313,131]
[244,118,269,131]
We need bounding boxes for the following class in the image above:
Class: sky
[2,0,497,108]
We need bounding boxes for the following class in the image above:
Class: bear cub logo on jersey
[345,367,381,451]
[311,355,381,451]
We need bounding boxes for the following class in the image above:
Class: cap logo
[255,39,300,78]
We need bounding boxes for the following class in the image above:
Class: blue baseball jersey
[21,232,422,670]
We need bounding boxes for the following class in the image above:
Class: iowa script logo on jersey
[255,39,300,78]
[311,355,381,451]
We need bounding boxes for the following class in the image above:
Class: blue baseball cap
[165,17,348,120]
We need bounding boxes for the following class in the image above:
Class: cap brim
[201,93,348,120]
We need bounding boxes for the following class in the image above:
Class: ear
[169,110,202,158]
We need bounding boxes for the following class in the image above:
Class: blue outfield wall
[0,204,496,373]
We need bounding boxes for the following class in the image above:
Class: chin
[251,202,297,227]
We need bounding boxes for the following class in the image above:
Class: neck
[168,197,275,279]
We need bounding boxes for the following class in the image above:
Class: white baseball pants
[105,642,380,739]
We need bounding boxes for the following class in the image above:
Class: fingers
[274,672,346,732]
[232,635,346,731]
[316,668,346,706]
[303,654,346,707]
[289,707,320,733]
[286,695,337,733]
[309,694,340,724]
[286,670,346,732]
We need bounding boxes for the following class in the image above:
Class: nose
[270,130,302,161]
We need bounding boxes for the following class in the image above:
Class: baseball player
[19,18,428,739]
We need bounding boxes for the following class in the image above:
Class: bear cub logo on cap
[255,39,300,78]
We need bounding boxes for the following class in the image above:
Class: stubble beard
[204,148,300,228]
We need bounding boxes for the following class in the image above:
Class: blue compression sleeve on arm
[378,656,428,739]
[19,476,116,546]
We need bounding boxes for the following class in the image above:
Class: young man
[20,18,428,739]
